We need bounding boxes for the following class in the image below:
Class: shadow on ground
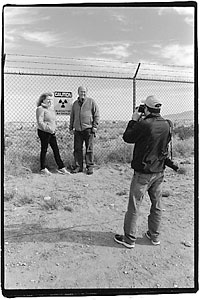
[4,223,151,247]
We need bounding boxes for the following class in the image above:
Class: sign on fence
[54,91,73,115]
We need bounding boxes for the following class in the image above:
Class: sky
[2,1,196,122]
[4,3,194,66]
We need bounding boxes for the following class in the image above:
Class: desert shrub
[4,190,16,202]
[106,145,133,163]
[4,138,13,151]
[4,128,132,175]
[14,195,34,206]
[4,146,39,176]
[4,135,74,175]
[4,149,24,176]
[39,198,60,211]
[94,142,133,164]
[172,137,194,157]
[4,188,33,206]
[174,125,194,140]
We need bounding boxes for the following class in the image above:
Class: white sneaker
[41,168,52,176]
[57,167,71,175]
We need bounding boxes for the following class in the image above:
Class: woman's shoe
[58,167,71,175]
[41,168,52,176]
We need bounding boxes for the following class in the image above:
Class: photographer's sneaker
[41,168,52,176]
[114,234,135,248]
[145,230,160,245]
[57,167,71,175]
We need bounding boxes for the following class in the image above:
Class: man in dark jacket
[114,95,176,248]
[69,86,100,175]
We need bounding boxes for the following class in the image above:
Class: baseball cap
[142,95,162,109]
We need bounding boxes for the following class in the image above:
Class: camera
[138,104,145,113]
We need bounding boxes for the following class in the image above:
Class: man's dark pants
[74,129,94,170]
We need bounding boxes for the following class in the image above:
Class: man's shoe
[71,167,83,174]
[86,168,93,175]
[57,167,71,175]
[114,234,135,249]
[145,230,160,245]
[40,168,52,176]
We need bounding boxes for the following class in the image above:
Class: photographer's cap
[143,95,162,109]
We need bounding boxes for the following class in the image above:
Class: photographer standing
[114,95,175,248]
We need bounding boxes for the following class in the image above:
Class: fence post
[3,54,6,68]
[133,63,141,112]
[132,79,136,112]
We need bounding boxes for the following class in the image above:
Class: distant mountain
[163,110,194,121]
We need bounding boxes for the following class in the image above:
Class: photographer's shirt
[123,114,171,173]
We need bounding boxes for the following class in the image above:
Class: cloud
[99,43,130,59]
[61,40,116,49]
[21,31,61,47]
[158,7,194,26]
[4,7,43,25]
[4,28,22,51]
[61,40,132,60]
[173,7,194,16]
[111,12,128,25]
[4,7,53,49]
[159,44,194,66]
[173,7,194,25]
[5,29,16,42]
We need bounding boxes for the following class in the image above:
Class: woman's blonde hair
[36,92,53,107]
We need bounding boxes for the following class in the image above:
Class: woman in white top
[36,92,70,175]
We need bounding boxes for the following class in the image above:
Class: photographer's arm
[123,106,147,143]
[123,119,146,143]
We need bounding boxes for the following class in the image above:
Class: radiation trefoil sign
[54,91,73,115]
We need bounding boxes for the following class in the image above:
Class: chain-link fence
[4,54,194,173]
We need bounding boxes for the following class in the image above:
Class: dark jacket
[69,97,100,132]
[123,113,171,173]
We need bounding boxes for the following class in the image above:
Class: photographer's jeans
[124,171,164,242]
[74,129,94,170]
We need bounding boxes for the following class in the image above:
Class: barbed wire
[4,71,194,84]
[5,59,194,75]
[4,66,194,83]
[4,53,194,82]
[4,65,134,76]
[5,59,137,71]
[6,53,138,66]
[5,53,194,69]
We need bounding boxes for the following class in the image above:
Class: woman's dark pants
[37,129,64,170]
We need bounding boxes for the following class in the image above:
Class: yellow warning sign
[54,91,73,115]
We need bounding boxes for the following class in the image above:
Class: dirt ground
[3,160,195,294]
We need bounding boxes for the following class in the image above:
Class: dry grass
[4,121,194,176]
[172,137,194,157]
